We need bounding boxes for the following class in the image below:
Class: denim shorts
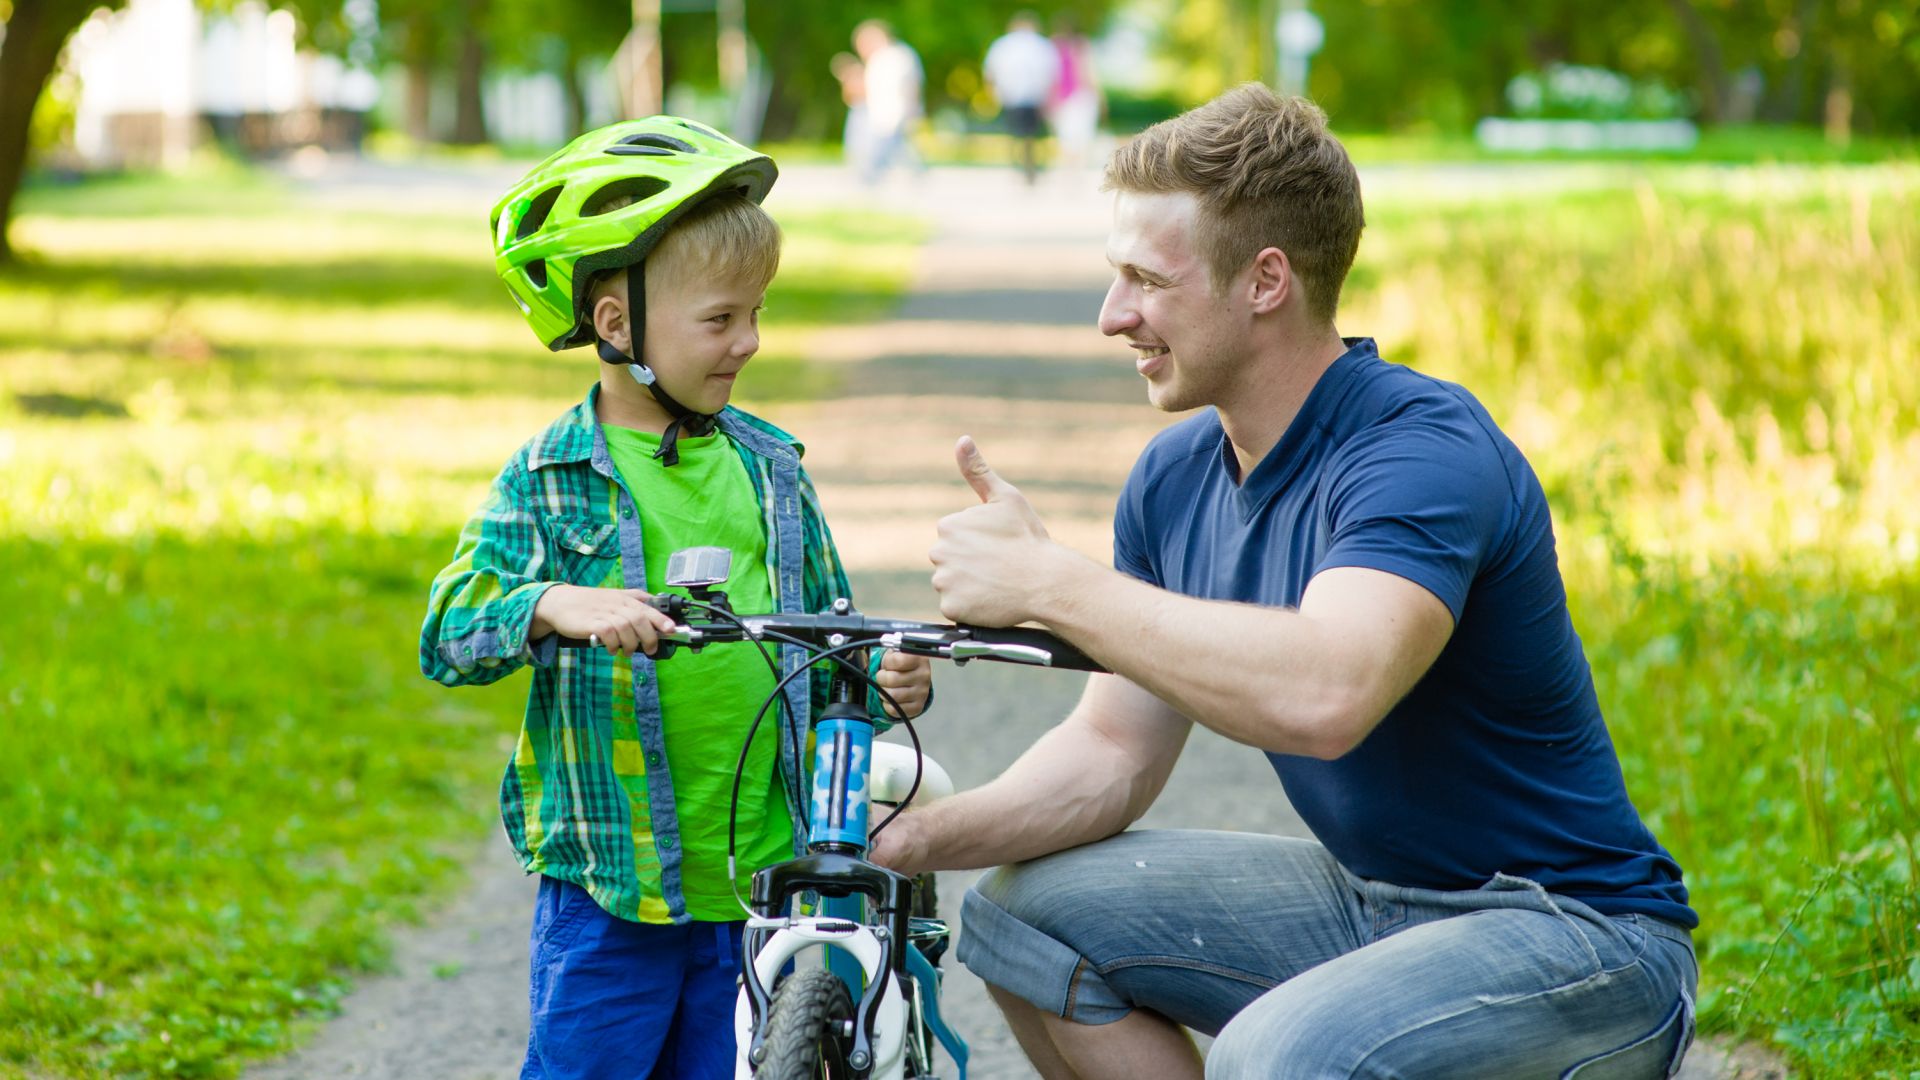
[958,830,1698,1079]
[521,876,743,1080]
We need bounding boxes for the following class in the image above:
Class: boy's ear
[592,294,630,354]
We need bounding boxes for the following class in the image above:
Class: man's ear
[1248,247,1292,315]
[592,293,629,354]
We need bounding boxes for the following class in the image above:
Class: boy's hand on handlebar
[532,584,678,657]
[875,649,933,719]
[930,436,1056,626]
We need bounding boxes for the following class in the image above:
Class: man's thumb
[955,435,1015,503]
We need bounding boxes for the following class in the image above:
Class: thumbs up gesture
[956,434,1025,506]
[929,436,1056,626]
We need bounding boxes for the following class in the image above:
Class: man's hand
[875,649,933,719]
[866,807,930,877]
[531,584,679,657]
[929,436,1062,626]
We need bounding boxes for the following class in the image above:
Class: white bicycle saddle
[869,740,954,806]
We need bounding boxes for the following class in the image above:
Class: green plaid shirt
[421,384,862,924]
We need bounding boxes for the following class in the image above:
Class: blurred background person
[830,50,869,173]
[852,19,924,186]
[984,11,1060,186]
[1048,11,1104,175]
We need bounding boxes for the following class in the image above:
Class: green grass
[1578,558,1920,1071]
[0,167,923,1077]
[1,532,503,1076]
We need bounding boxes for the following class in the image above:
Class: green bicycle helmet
[491,116,778,351]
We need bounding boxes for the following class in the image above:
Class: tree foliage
[1296,0,1920,134]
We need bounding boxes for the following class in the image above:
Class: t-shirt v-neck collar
[1221,338,1378,522]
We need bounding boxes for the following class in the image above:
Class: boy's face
[638,270,765,415]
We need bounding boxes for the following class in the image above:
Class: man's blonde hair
[591,191,782,303]
[1104,84,1363,324]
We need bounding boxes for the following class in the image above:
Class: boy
[419,117,933,1079]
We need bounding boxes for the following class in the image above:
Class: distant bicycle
[562,546,1103,1080]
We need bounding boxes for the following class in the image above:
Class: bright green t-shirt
[602,424,792,920]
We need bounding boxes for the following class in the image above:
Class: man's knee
[1203,985,1385,1080]
[1206,999,1320,1080]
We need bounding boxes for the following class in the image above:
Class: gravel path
[249,162,1771,1080]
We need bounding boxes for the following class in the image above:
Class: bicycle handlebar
[555,607,1106,673]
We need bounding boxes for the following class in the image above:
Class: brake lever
[947,641,1055,665]
[877,630,1057,667]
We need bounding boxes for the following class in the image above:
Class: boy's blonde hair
[591,191,783,304]
[1104,84,1363,324]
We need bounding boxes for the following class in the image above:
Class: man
[984,12,1061,185]
[871,85,1698,1078]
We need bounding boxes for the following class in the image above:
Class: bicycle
[562,546,1102,1079]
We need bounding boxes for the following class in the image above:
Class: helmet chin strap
[596,260,716,467]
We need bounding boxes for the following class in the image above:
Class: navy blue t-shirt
[1114,338,1694,928]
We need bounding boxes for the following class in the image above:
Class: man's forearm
[913,716,1159,872]
[1030,551,1369,759]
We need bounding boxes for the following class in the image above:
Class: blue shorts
[521,876,743,1080]
[959,830,1698,1078]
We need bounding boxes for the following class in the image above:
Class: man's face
[640,271,764,415]
[1097,191,1247,413]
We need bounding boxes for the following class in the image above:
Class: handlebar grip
[957,625,1107,673]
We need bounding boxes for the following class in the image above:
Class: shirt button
[620,506,632,519]
[662,835,677,849]
[647,751,662,767]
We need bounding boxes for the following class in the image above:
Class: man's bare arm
[1034,562,1454,760]
[930,440,1456,760]
[868,672,1190,876]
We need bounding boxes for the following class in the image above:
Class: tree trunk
[1825,63,1853,147]
[0,0,100,264]
[560,41,588,138]
[757,66,799,142]
[1765,0,1820,124]
[450,0,488,144]
[403,9,436,142]
[716,0,747,96]
[626,0,661,117]
[1665,0,1730,124]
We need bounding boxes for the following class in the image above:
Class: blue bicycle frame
[740,642,969,1079]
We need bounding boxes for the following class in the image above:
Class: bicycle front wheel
[754,968,857,1079]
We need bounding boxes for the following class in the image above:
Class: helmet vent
[515,185,563,241]
[525,258,548,288]
[610,133,697,155]
[676,120,723,140]
[584,176,671,215]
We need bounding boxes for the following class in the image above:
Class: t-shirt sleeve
[1316,420,1512,622]
[1112,455,1159,586]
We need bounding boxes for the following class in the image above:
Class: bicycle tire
[755,968,857,1079]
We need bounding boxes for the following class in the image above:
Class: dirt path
[248,162,1774,1080]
